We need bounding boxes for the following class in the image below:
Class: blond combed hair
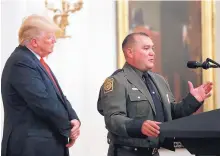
[18,14,61,45]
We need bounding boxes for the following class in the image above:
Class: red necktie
[40,58,60,91]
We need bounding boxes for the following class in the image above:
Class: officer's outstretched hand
[141,120,161,137]
[188,81,213,102]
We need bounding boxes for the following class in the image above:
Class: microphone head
[187,61,202,68]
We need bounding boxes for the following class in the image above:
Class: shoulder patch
[104,78,114,94]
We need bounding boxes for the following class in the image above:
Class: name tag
[132,88,138,91]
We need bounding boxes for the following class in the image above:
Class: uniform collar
[125,62,149,80]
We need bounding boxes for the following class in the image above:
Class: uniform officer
[97,32,213,156]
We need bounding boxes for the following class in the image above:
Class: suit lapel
[19,46,66,105]
[148,72,171,121]
[49,69,66,100]
[36,61,66,104]
[123,64,156,114]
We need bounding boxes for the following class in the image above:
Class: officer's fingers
[145,128,159,137]
[154,121,162,125]
[205,92,212,98]
[188,81,194,91]
[148,125,160,135]
[153,121,161,125]
[143,122,160,135]
[205,85,213,93]
[142,126,158,137]
[148,121,160,131]
[146,131,157,137]
[204,82,213,87]
[143,121,160,133]
[142,121,159,136]
[204,81,213,86]
[203,82,213,90]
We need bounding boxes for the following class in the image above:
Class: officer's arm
[163,79,202,119]
[170,93,202,119]
[100,77,145,138]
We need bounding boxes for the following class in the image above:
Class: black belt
[114,145,159,155]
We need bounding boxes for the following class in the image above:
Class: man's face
[131,35,155,71]
[33,32,56,57]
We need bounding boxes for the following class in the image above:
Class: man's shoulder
[111,69,124,77]
[108,69,126,82]
[103,69,124,81]
[148,71,162,78]
[9,46,38,67]
[148,71,167,83]
[101,69,125,93]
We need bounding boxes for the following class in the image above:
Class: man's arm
[63,96,80,121]
[99,76,147,138]
[100,77,130,137]
[63,96,81,148]
[163,79,212,119]
[170,93,202,119]
[11,61,71,137]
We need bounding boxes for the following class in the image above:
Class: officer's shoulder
[105,69,124,83]
[148,71,167,82]
[111,69,124,77]
[149,71,161,77]
[102,69,124,93]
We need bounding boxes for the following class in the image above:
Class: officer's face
[132,35,155,71]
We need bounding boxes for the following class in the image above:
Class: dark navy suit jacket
[1,45,79,156]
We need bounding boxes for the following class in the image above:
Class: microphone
[187,61,218,69]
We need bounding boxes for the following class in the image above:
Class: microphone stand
[202,58,220,69]
[206,58,220,68]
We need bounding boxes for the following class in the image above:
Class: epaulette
[111,69,123,76]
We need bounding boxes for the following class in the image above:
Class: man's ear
[126,48,134,59]
[30,38,38,48]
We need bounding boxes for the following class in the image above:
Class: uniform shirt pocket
[129,93,151,117]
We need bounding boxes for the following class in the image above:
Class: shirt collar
[25,46,41,60]
[127,62,148,79]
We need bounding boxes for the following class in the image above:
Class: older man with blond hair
[1,14,80,156]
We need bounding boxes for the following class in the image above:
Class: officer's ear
[126,47,134,59]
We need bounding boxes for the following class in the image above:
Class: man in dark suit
[97,32,213,156]
[1,15,80,156]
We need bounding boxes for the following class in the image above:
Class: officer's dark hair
[122,32,149,52]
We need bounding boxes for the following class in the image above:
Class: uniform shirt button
[138,96,140,99]
[134,148,137,151]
